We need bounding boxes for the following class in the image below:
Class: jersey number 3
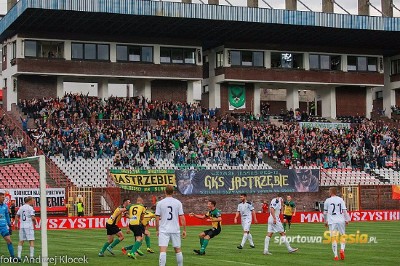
[167,206,173,220]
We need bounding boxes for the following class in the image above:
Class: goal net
[0,156,48,265]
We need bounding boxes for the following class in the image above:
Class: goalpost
[0,155,48,265]
[38,155,48,266]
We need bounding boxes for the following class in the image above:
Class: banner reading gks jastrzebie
[110,169,176,192]
[176,169,320,195]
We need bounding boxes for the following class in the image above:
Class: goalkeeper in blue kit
[0,191,17,261]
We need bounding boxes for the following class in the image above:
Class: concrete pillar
[110,43,116,63]
[382,0,393,17]
[135,80,152,101]
[265,51,271,69]
[254,83,261,116]
[209,83,221,109]
[7,0,17,12]
[209,50,216,78]
[208,0,219,5]
[383,88,395,118]
[64,40,72,61]
[358,0,370,16]
[98,79,109,101]
[313,96,318,116]
[285,0,297,11]
[56,77,64,98]
[341,55,348,72]
[320,87,336,118]
[182,0,192,3]
[286,87,299,115]
[153,45,160,64]
[303,52,310,70]
[383,57,395,118]
[6,77,17,111]
[247,0,258,8]
[187,80,202,103]
[365,87,373,119]
[322,0,334,13]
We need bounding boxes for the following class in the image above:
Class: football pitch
[1,222,399,265]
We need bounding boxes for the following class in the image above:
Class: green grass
[1,222,399,265]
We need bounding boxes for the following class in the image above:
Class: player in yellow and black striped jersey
[124,197,147,260]
[98,198,130,257]
[122,205,156,255]
[283,195,296,232]
[190,200,222,255]
[142,206,156,253]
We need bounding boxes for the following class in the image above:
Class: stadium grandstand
[0,0,399,218]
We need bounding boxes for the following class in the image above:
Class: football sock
[200,238,204,247]
[100,242,110,253]
[159,252,167,266]
[340,243,345,250]
[7,243,15,257]
[30,247,34,258]
[248,233,254,246]
[176,252,183,266]
[145,235,151,248]
[109,238,121,248]
[288,221,291,229]
[332,241,338,257]
[124,244,134,250]
[264,236,271,252]
[281,236,292,250]
[130,241,142,255]
[241,233,248,247]
[283,222,287,231]
[200,239,209,253]
[17,245,22,258]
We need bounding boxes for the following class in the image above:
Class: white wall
[63,82,131,98]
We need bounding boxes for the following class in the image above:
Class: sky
[0,0,399,16]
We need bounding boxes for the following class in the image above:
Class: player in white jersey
[15,196,37,260]
[155,185,187,266]
[264,193,298,255]
[234,193,258,249]
[324,187,350,261]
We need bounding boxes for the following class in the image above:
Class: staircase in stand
[0,107,72,189]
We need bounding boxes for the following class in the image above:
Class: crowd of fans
[391,105,400,115]
[0,114,26,158]
[4,94,398,172]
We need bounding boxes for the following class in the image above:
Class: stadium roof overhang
[1,0,400,56]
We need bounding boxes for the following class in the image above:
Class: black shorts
[203,227,221,239]
[106,224,121,235]
[129,224,145,237]
[283,215,292,222]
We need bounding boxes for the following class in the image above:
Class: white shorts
[158,232,181,248]
[19,228,35,241]
[241,219,252,232]
[329,223,346,236]
[267,217,284,233]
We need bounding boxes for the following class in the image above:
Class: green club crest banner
[228,85,246,110]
